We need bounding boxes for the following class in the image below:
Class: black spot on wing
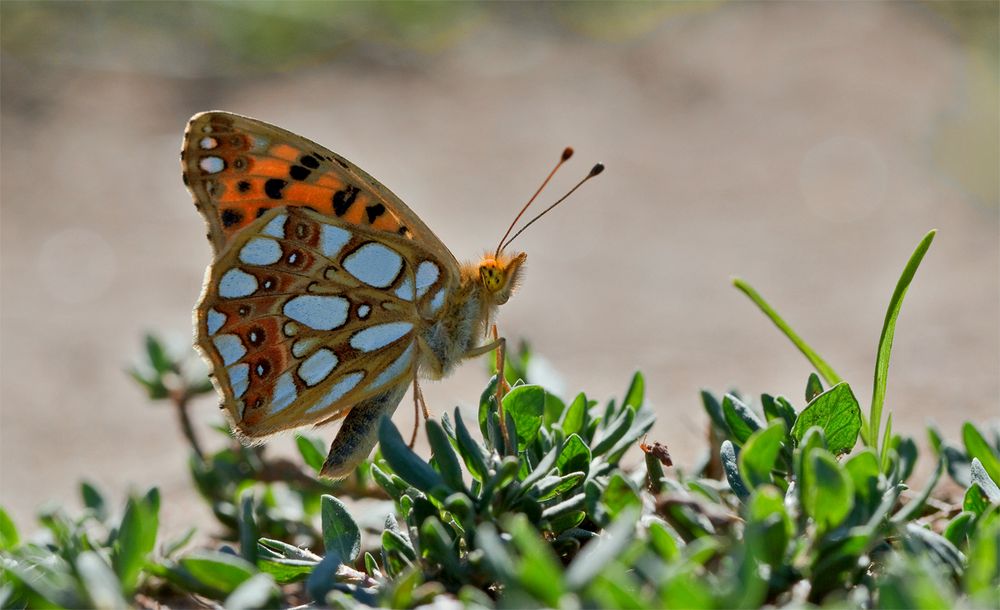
[300,154,320,169]
[264,179,287,200]
[365,203,386,224]
[289,165,311,181]
[221,209,243,228]
[237,180,252,193]
[332,185,359,216]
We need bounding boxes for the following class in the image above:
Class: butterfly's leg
[460,333,513,452]
[407,376,431,448]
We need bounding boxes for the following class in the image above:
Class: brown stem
[171,389,205,462]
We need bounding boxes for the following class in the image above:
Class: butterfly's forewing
[182,111,458,271]
[197,207,454,438]
[182,111,461,439]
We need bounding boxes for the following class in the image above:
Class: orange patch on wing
[315,175,344,189]
[285,183,336,208]
[251,159,294,180]
[270,144,301,161]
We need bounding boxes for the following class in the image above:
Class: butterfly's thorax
[417,264,492,380]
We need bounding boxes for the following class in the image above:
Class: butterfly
[181,111,601,478]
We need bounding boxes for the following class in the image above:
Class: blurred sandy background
[2,1,997,533]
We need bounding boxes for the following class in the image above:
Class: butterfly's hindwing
[197,207,454,438]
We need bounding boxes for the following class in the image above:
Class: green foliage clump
[2,229,998,609]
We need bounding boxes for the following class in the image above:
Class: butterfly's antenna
[495,147,574,259]
[499,162,605,253]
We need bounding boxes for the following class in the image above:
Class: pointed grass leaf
[732,278,843,386]
[738,420,787,488]
[321,495,360,562]
[426,418,465,492]
[963,423,1000,485]
[721,440,750,502]
[503,385,545,449]
[791,382,862,454]
[378,417,446,497]
[802,448,854,532]
[870,230,935,460]
[722,394,762,445]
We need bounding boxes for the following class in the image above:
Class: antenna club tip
[561,147,574,161]
[589,163,605,177]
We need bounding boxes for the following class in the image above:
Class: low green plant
[2,230,998,609]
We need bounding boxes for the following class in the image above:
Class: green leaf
[112,489,160,595]
[701,390,729,433]
[378,417,446,496]
[845,449,882,517]
[225,573,280,610]
[732,278,843,386]
[622,371,644,409]
[591,406,636,456]
[453,409,489,482]
[802,448,854,532]
[805,372,824,402]
[503,385,545,449]
[506,515,565,607]
[321,495,360,562]
[77,551,128,610]
[144,333,174,375]
[963,423,1000,485]
[295,435,326,474]
[560,393,587,436]
[963,516,1000,607]
[970,458,1000,504]
[0,507,19,551]
[420,517,461,577]
[81,481,108,522]
[746,486,792,567]
[557,433,591,475]
[791,382,862,454]
[722,394,762,445]
[870,230,935,460]
[180,551,257,596]
[944,511,975,548]
[305,552,341,604]
[721,440,750,502]
[238,491,258,566]
[761,394,796,430]
[426,419,465,492]
[601,473,641,519]
[564,508,638,591]
[738,420,787,488]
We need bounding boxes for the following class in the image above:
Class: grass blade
[870,230,936,461]
[732,278,842,386]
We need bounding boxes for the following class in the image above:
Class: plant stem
[171,389,205,462]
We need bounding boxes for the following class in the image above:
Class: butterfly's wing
[197,206,456,440]
[182,111,459,272]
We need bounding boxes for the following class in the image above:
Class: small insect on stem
[640,435,673,467]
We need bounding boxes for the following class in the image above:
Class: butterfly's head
[478,251,527,305]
